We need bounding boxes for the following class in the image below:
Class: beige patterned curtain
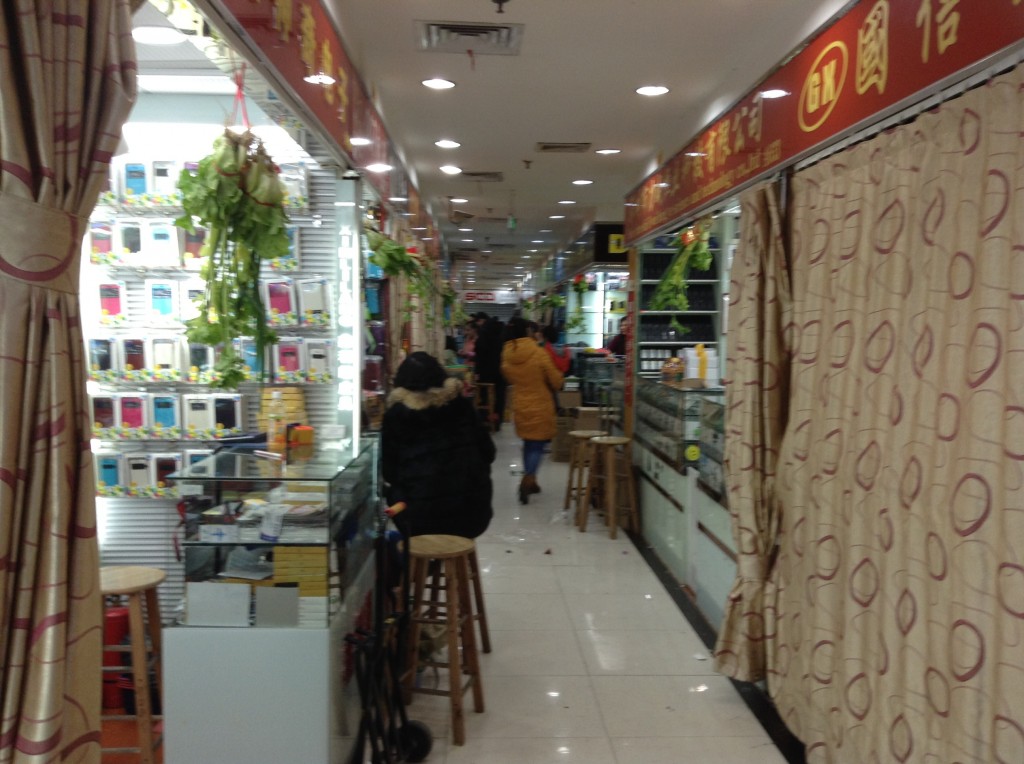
[768,65,1024,761]
[713,181,791,682]
[0,2,138,761]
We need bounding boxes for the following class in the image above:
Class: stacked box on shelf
[274,546,329,598]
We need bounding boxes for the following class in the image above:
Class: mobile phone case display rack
[83,157,353,617]
[162,442,379,763]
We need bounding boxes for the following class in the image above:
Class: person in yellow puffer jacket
[501,316,564,504]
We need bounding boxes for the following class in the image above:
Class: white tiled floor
[402,429,788,764]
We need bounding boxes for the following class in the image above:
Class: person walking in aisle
[381,352,495,539]
[473,313,507,431]
[539,324,572,374]
[500,316,564,504]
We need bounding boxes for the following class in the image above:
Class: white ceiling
[323,0,851,289]
[135,0,852,290]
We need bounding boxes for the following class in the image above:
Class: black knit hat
[393,351,447,391]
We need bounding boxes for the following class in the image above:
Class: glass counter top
[170,438,377,484]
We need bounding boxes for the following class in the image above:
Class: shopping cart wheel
[400,720,433,762]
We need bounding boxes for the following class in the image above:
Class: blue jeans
[522,439,548,477]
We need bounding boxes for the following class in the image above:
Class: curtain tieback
[0,193,86,293]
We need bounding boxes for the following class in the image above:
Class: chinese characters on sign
[625,0,1024,244]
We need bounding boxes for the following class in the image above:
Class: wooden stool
[580,436,639,539]
[563,430,607,523]
[474,382,496,431]
[101,566,166,764]
[403,535,485,746]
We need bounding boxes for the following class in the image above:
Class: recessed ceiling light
[540,229,552,233]
[422,78,455,90]
[655,182,670,188]
[531,240,544,244]
[440,165,462,175]
[411,226,428,231]
[461,238,474,242]
[595,148,620,155]
[514,266,524,269]
[450,197,468,204]
[458,227,473,232]
[528,250,538,253]
[132,26,187,45]
[389,196,407,202]
[421,237,433,240]
[636,85,669,96]
[365,163,392,173]
[558,200,576,205]
[435,139,461,149]
[759,89,790,99]
[334,201,356,207]
[572,179,593,185]
[350,137,372,146]
[549,215,565,219]
[304,72,336,85]
[685,151,706,157]
[482,250,493,254]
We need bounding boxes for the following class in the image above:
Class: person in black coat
[472,315,507,430]
[381,351,495,539]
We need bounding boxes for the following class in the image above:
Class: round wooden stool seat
[564,430,608,523]
[101,565,166,595]
[403,534,486,746]
[408,534,475,560]
[581,436,639,539]
[591,435,631,447]
[100,566,165,764]
[568,429,606,440]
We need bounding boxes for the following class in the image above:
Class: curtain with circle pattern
[764,65,1024,761]
[0,2,138,761]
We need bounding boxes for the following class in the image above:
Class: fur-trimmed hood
[387,376,463,411]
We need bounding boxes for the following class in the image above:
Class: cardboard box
[556,390,582,411]
[573,406,602,431]
[552,416,573,462]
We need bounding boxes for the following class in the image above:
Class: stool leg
[606,445,619,540]
[403,557,428,701]
[562,438,577,511]
[580,445,598,532]
[144,587,163,701]
[444,558,466,746]
[467,549,491,653]
[126,593,155,764]
[624,457,640,534]
[455,556,484,714]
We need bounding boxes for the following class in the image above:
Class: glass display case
[170,440,377,627]
[633,378,724,471]
[579,354,622,406]
[163,439,379,764]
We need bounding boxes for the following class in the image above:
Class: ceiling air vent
[461,171,505,183]
[416,21,524,56]
[535,142,592,153]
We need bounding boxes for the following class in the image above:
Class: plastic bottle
[267,390,287,454]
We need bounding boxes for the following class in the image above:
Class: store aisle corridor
[404,428,789,764]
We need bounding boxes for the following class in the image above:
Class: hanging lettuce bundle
[175,130,290,388]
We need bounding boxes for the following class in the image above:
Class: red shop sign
[625,0,1024,244]
[216,0,409,205]
[463,292,497,302]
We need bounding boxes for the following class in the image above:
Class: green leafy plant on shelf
[175,129,290,389]
[648,217,714,335]
[565,273,589,333]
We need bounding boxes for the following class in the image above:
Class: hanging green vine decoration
[366,229,445,325]
[175,129,290,389]
[648,217,714,334]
